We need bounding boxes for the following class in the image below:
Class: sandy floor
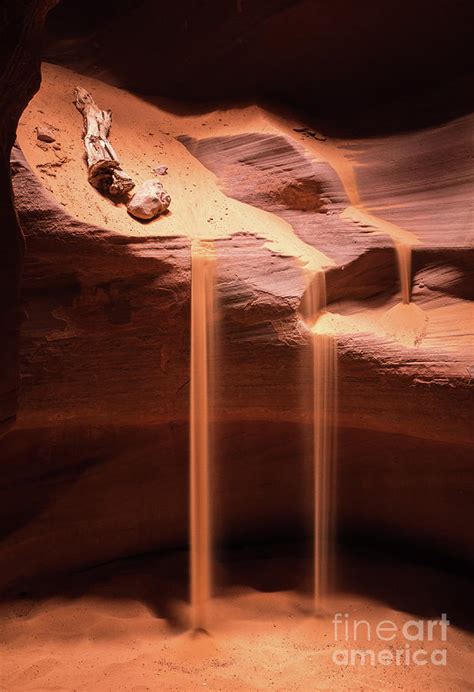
[1,550,472,690]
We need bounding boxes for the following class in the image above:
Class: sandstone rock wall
[0,123,472,590]
[0,1,59,435]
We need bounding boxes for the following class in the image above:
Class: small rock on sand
[36,125,56,143]
[127,179,171,220]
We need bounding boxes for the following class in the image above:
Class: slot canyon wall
[0,0,59,436]
[0,0,472,592]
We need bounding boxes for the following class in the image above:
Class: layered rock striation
[0,65,472,591]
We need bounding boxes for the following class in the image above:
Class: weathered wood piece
[74,86,134,196]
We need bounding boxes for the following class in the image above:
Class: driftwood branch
[74,86,134,197]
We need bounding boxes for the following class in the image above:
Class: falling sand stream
[190,246,339,625]
[395,242,413,304]
[339,202,427,343]
[190,241,216,631]
[303,270,338,612]
[187,119,422,627]
[383,241,428,346]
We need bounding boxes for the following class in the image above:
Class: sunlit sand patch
[311,306,428,350]
[18,63,334,274]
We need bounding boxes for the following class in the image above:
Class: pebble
[36,125,56,143]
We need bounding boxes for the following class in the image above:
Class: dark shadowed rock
[0,0,59,437]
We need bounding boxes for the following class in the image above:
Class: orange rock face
[0,5,472,688]
[0,1,59,437]
[0,61,471,592]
